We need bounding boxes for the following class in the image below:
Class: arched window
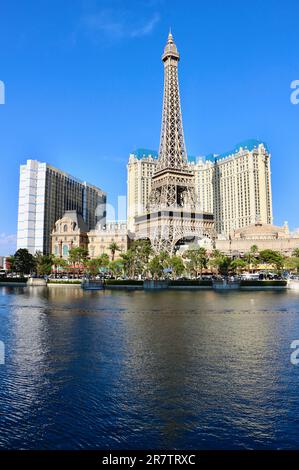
[54,245,59,256]
[63,224,68,232]
[63,245,69,257]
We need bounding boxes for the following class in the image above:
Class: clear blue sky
[0,0,299,254]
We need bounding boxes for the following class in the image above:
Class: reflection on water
[0,286,299,449]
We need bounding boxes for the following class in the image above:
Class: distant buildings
[215,222,299,257]
[17,159,106,255]
[0,257,10,271]
[51,214,128,260]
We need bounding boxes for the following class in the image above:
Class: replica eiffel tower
[135,32,214,253]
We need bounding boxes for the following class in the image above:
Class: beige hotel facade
[127,141,273,238]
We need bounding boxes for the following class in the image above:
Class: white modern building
[17,159,106,255]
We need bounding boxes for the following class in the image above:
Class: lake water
[0,286,299,450]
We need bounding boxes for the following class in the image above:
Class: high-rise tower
[135,32,214,252]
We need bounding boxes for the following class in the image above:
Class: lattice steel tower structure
[135,32,214,252]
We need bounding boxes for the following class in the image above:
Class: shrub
[48,280,81,284]
[105,279,143,286]
[169,279,212,287]
[240,280,287,287]
[0,277,27,283]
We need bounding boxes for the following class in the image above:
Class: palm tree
[183,247,208,279]
[108,242,121,261]
[244,245,259,273]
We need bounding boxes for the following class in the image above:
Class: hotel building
[51,214,128,260]
[87,221,128,259]
[17,159,106,255]
[215,221,299,257]
[127,140,273,239]
[195,140,273,236]
[127,149,158,232]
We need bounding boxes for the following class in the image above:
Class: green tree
[13,249,36,275]
[184,247,208,279]
[97,253,110,268]
[218,256,232,275]
[259,249,285,271]
[148,255,164,279]
[230,258,247,274]
[108,242,121,261]
[109,259,124,277]
[284,256,299,273]
[68,247,89,276]
[209,249,224,275]
[53,257,68,275]
[292,248,299,258]
[35,251,54,276]
[5,256,15,273]
[167,255,185,279]
[131,239,153,261]
[119,240,153,278]
[132,239,153,276]
[85,258,100,277]
[120,250,136,278]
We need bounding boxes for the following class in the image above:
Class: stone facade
[215,222,299,256]
[88,222,129,260]
[52,213,128,261]
[51,211,89,259]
